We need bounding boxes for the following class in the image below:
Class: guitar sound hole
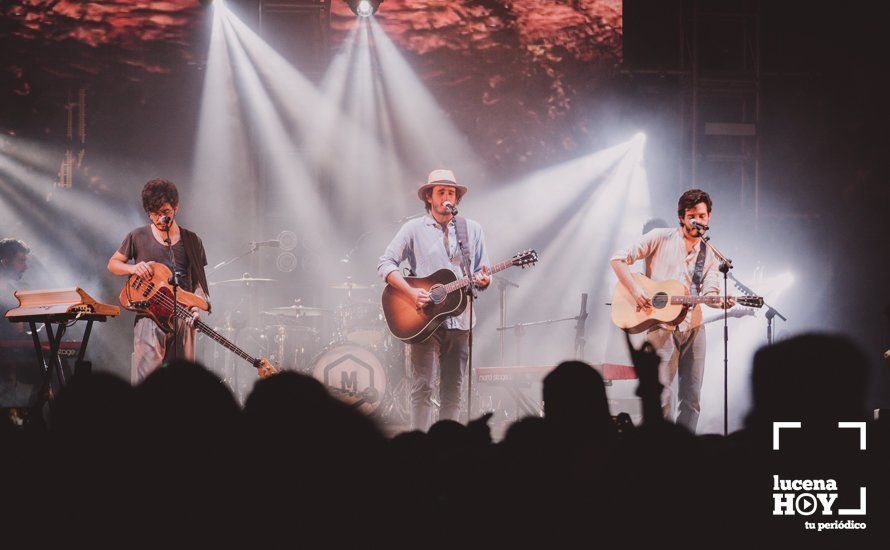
[429,285,447,304]
[651,292,669,309]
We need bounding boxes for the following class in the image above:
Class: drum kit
[200,275,410,422]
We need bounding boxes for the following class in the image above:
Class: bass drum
[311,343,387,415]
[336,301,386,349]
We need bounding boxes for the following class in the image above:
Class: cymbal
[210,276,277,286]
[329,281,377,290]
[262,305,330,317]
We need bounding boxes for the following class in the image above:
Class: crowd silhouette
[1,332,884,547]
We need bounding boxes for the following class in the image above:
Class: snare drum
[311,343,387,415]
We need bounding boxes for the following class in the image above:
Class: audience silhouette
[0,332,884,544]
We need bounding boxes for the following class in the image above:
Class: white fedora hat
[417,169,469,202]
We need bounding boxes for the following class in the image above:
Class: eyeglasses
[149,208,175,219]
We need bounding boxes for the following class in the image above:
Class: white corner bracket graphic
[772,421,802,450]
[837,422,867,516]
[837,421,867,450]
[839,487,867,516]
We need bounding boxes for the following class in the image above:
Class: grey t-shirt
[117,225,193,292]
[0,282,21,339]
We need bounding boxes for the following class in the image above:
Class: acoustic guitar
[382,250,538,344]
[119,262,278,378]
[611,273,763,334]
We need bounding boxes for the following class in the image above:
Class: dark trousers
[409,328,469,431]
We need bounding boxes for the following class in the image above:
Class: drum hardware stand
[381,377,411,425]
[494,274,519,366]
[698,233,733,436]
[378,341,412,426]
[574,293,588,360]
[340,214,424,266]
[728,272,787,345]
[207,295,246,402]
[228,298,241,392]
[496,314,580,366]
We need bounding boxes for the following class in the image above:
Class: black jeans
[408,328,469,431]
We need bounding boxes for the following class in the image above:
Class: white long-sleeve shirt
[611,227,721,331]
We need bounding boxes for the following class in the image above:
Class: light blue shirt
[377,214,490,330]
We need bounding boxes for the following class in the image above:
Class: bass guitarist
[107,178,210,384]
[377,169,491,431]
[609,189,733,433]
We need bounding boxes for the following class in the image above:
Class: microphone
[250,240,281,248]
[159,215,171,225]
[690,220,709,232]
[443,201,458,215]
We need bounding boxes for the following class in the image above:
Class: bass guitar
[119,262,278,378]
[611,273,763,334]
[382,250,538,344]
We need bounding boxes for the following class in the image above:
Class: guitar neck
[442,258,514,294]
[167,299,257,366]
[671,295,730,306]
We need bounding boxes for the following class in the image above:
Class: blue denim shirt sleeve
[377,220,415,282]
[377,216,489,330]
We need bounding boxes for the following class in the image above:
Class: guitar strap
[691,243,707,296]
[454,215,473,278]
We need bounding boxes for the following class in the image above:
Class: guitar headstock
[737,295,764,309]
[512,249,539,269]
[728,307,757,319]
[256,357,280,379]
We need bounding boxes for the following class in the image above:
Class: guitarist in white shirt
[377,169,491,431]
[609,189,734,432]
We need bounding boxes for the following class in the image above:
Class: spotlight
[346,0,381,17]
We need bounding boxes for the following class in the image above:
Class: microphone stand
[164,223,181,363]
[451,207,479,424]
[697,230,732,436]
[728,272,787,345]
[458,244,477,423]
[206,242,261,277]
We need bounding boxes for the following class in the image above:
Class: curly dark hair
[676,189,712,219]
[0,238,30,262]
[141,178,179,214]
